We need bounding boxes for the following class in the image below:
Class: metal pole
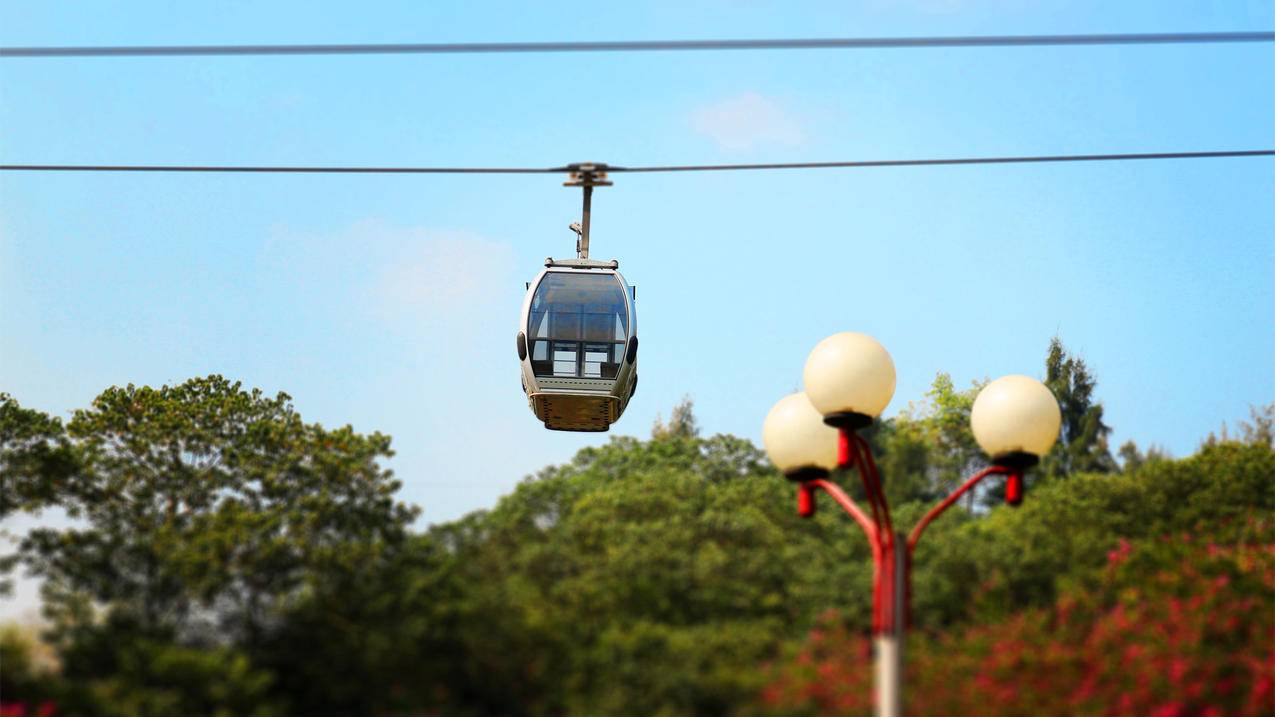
[875,634,899,717]
[875,533,905,717]
[894,530,907,716]
[579,184,592,259]
[799,441,1025,717]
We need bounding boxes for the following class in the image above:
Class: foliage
[1041,337,1116,478]
[864,414,933,505]
[870,337,1116,506]
[188,429,852,716]
[913,442,1275,628]
[652,395,702,440]
[407,432,871,716]
[875,373,985,505]
[1117,439,1168,473]
[14,376,417,641]
[49,616,281,717]
[4,367,1272,716]
[1,625,60,716]
[2,377,416,715]
[1205,402,1275,449]
[0,393,77,521]
[5,621,280,717]
[915,373,986,494]
[759,518,1275,717]
[249,533,473,715]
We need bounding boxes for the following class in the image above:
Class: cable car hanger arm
[563,164,613,261]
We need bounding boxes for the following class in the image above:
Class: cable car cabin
[518,258,637,432]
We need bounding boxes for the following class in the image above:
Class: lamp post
[762,333,1061,717]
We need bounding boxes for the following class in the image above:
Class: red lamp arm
[906,465,1018,552]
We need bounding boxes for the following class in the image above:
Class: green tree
[1,393,81,596]
[1118,439,1143,472]
[250,532,474,716]
[762,514,1275,717]
[1237,402,1275,446]
[7,376,418,705]
[7,375,1271,716]
[48,613,282,717]
[0,624,62,712]
[915,441,1274,627]
[1204,402,1275,448]
[869,416,935,506]
[920,373,986,495]
[1040,337,1116,479]
[0,392,78,520]
[651,395,701,440]
[875,373,986,506]
[411,427,877,716]
[1117,439,1168,473]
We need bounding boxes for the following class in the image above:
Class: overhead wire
[3,33,1270,177]
[0,164,560,174]
[2,151,1272,175]
[610,150,1275,173]
[2,31,1273,58]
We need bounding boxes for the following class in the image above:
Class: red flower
[1149,702,1186,717]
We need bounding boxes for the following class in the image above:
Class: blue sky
[2,0,1273,558]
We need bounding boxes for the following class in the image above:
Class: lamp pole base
[875,634,902,717]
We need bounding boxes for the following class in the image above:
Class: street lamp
[970,374,1064,505]
[764,333,1060,717]
[762,392,840,517]
[762,392,841,478]
[804,332,897,429]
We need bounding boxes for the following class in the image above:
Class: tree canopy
[1041,336,1117,478]
[2,341,1271,716]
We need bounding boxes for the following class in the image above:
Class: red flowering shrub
[760,520,1274,716]
[0,702,56,717]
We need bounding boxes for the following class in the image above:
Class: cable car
[518,257,637,431]
[516,163,636,431]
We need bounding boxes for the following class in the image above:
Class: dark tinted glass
[528,272,629,379]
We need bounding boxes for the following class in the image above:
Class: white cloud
[264,219,518,327]
[690,91,807,151]
[374,230,516,319]
[866,0,972,12]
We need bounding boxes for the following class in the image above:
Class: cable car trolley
[517,164,638,431]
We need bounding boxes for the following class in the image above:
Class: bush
[0,625,60,717]
[913,442,1275,628]
[54,622,281,717]
[760,518,1275,716]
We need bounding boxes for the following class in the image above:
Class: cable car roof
[544,257,619,270]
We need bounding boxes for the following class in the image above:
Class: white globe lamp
[970,374,1061,469]
[803,332,897,430]
[762,392,840,481]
